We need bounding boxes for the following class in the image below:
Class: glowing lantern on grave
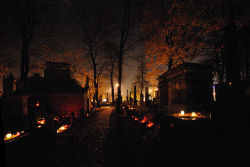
[146,121,154,128]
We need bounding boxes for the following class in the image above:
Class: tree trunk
[110,68,115,105]
[117,50,123,112]
[215,48,224,84]
[90,44,99,107]
[93,63,99,107]
[20,38,30,81]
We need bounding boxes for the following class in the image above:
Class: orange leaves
[141,0,227,86]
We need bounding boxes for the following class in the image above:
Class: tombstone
[140,93,144,106]
[126,89,129,104]
[3,73,15,96]
[134,86,137,106]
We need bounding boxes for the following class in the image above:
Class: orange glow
[36,101,40,107]
[4,132,21,142]
[146,121,154,128]
[180,110,185,116]
[134,117,138,121]
[191,112,197,117]
[57,125,70,134]
[140,118,147,124]
[5,133,12,139]
[172,111,208,120]
[37,119,46,125]
[86,113,89,117]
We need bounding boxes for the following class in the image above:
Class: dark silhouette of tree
[70,0,109,107]
[142,0,250,86]
[103,40,118,105]
[133,53,149,104]
[0,0,54,82]
[112,0,152,111]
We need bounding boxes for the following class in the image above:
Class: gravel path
[5,106,113,167]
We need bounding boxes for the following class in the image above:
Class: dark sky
[0,0,146,96]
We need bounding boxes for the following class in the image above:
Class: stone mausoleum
[2,62,90,129]
[158,63,213,113]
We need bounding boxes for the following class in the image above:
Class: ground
[4,106,249,167]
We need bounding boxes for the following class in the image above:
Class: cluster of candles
[37,118,46,128]
[37,117,70,134]
[57,125,70,134]
[131,115,154,128]
[4,131,25,142]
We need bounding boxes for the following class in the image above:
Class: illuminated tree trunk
[117,50,123,111]
[110,66,115,105]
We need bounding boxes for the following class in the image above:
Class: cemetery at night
[0,0,250,167]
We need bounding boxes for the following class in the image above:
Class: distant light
[229,82,232,85]
[140,118,147,123]
[102,98,107,102]
[213,85,216,101]
[180,110,185,116]
[37,119,46,125]
[57,125,70,134]
[146,121,154,128]
[149,89,152,93]
[36,101,40,107]
[116,83,119,87]
[5,133,12,139]
[191,112,197,117]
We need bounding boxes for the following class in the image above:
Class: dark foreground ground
[3,106,250,167]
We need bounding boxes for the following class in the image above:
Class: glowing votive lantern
[191,112,197,117]
[5,133,12,139]
[180,110,185,116]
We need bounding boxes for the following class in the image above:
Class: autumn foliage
[142,0,250,85]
